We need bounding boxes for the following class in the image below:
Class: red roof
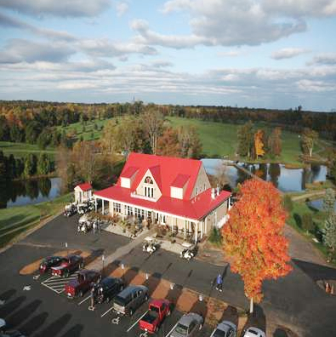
[171,174,190,188]
[94,185,231,221]
[117,153,201,201]
[122,166,139,178]
[75,183,92,191]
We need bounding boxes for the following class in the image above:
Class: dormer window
[144,176,154,198]
[145,176,153,184]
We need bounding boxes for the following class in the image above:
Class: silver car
[210,320,237,337]
[243,327,266,337]
[170,312,203,337]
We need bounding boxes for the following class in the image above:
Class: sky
[0,0,336,111]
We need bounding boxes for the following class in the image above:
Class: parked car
[63,203,77,217]
[0,330,26,337]
[94,277,124,304]
[113,285,149,316]
[243,327,266,337]
[169,313,203,337]
[0,318,6,333]
[51,254,84,277]
[210,320,237,337]
[180,242,197,261]
[39,256,65,274]
[139,299,171,334]
[65,269,100,298]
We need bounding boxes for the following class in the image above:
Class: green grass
[0,141,56,159]
[166,117,304,164]
[0,193,72,247]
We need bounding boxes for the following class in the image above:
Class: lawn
[167,117,304,164]
[0,193,71,247]
[0,141,56,159]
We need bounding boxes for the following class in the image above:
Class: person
[216,273,223,292]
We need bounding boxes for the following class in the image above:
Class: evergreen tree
[237,121,254,158]
[323,188,336,215]
[37,153,51,175]
[322,214,336,260]
[301,213,314,233]
[301,128,318,157]
[0,151,6,183]
[268,127,282,157]
[24,154,37,177]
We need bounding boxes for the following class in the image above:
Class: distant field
[0,141,56,158]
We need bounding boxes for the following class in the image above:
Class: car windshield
[151,306,160,313]
[213,328,226,337]
[175,323,188,335]
[114,296,126,307]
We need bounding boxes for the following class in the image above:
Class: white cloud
[310,53,336,65]
[0,0,111,17]
[271,47,309,60]
[116,2,129,17]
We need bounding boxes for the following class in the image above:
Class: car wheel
[79,262,84,269]
[129,308,133,316]
[106,297,110,304]
[167,309,171,316]
[79,290,84,297]
[145,294,149,301]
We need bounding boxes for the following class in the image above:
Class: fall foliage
[254,129,265,158]
[222,179,292,312]
[156,128,181,157]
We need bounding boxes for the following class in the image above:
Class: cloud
[310,53,336,66]
[0,39,75,64]
[271,47,309,60]
[116,2,129,17]
[217,50,244,57]
[0,0,111,17]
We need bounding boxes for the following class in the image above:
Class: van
[113,285,149,316]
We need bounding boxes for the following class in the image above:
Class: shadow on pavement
[0,296,26,318]
[61,324,84,337]
[144,272,161,297]
[35,313,72,337]
[123,266,139,285]
[84,248,104,266]
[166,284,183,309]
[293,259,336,282]
[103,260,121,278]
[20,312,48,336]
[221,305,238,327]
[7,299,42,326]
[189,298,208,321]
[0,289,16,302]
[241,304,266,335]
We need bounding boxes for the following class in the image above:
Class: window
[134,208,144,219]
[113,202,121,213]
[126,205,133,216]
[145,176,153,184]
[145,186,154,198]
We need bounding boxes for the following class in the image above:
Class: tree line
[0,151,53,183]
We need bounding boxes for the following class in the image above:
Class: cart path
[86,226,158,271]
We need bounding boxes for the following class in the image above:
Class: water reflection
[308,199,336,212]
[0,177,61,209]
[201,159,328,193]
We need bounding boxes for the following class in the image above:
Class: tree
[37,153,52,175]
[214,161,229,190]
[222,179,292,313]
[254,129,265,158]
[25,121,42,144]
[177,126,202,158]
[323,188,336,215]
[141,108,164,154]
[301,213,314,233]
[283,195,293,213]
[157,128,181,157]
[10,124,24,143]
[101,120,117,153]
[0,151,6,184]
[237,121,254,158]
[322,214,336,260]
[301,128,318,157]
[23,154,37,177]
[330,159,336,180]
[268,127,282,157]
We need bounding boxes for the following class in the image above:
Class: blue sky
[0,0,336,111]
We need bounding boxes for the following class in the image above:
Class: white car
[243,327,266,337]
[210,320,237,337]
[0,318,6,332]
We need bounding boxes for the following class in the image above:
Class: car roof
[118,285,148,298]
[179,313,202,326]
[244,327,266,337]
[150,299,169,307]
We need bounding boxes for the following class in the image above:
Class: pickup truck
[51,254,84,277]
[139,299,171,334]
[64,270,100,298]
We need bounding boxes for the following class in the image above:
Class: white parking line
[78,296,91,306]
[165,322,178,337]
[126,311,148,332]
[101,307,114,317]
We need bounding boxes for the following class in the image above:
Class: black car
[39,256,65,274]
[95,277,124,304]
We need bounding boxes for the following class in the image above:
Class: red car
[51,254,84,277]
[139,299,171,334]
[65,270,100,298]
[39,256,65,274]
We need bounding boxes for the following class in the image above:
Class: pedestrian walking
[216,273,223,292]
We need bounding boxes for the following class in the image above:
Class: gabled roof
[117,153,202,201]
[171,174,190,188]
[122,166,139,179]
[75,183,92,191]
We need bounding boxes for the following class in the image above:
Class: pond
[201,159,328,192]
[0,177,62,209]
[308,199,336,212]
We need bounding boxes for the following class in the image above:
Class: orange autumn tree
[254,129,265,158]
[222,179,292,313]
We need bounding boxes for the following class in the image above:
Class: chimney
[211,188,216,199]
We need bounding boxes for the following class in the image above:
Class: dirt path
[291,190,326,201]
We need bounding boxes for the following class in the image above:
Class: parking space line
[165,322,178,337]
[78,296,91,306]
[101,307,113,317]
[126,311,148,332]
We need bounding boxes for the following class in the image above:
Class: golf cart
[63,203,77,217]
[142,237,159,254]
[180,242,197,261]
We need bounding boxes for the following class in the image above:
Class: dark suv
[94,277,124,304]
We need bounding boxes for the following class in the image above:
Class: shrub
[301,213,314,233]
[209,227,222,246]
[283,195,293,213]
